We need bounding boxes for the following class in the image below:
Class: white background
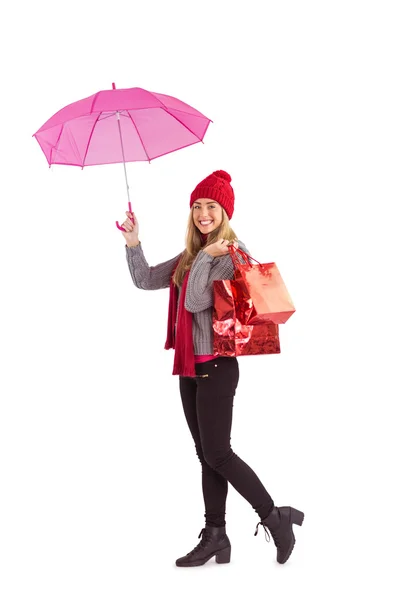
[1,1,399,598]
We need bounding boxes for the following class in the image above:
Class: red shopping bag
[212,279,280,357]
[228,246,295,325]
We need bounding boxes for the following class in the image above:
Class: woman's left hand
[203,239,238,258]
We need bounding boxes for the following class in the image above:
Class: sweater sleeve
[125,243,183,290]
[184,241,251,313]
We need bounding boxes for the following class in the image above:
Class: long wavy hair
[172,206,238,287]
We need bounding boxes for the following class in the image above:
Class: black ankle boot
[254,506,304,564]
[175,525,231,567]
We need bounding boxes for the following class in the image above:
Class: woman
[121,170,304,568]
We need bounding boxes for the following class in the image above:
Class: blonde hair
[172,206,238,287]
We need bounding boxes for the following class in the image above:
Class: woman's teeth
[200,221,213,225]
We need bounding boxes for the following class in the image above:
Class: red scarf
[164,234,208,377]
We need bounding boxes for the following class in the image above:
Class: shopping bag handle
[228,244,261,268]
[116,201,134,231]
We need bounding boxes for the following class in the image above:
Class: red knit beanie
[190,170,235,220]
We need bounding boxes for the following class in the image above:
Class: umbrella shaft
[116,112,131,203]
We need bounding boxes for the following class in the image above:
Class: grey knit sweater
[125,240,250,355]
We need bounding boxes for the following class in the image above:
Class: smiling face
[192,198,223,233]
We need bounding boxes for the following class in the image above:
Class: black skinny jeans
[179,356,274,528]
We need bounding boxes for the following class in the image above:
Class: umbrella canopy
[33,84,212,167]
[33,84,212,230]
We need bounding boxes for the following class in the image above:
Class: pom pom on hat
[190,169,235,219]
[212,170,232,183]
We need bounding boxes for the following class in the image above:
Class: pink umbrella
[32,83,212,230]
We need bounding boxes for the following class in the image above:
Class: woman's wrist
[201,248,215,258]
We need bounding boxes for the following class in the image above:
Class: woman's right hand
[121,211,140,246]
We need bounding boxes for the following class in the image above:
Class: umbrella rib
[151,92,206,140]
[82,113,102,168]
[90,92,100,113]
[161,108,203,142]
[151,91,199,125]
[98,112,114,121]
[98,111,129,121]
[50,123,65,165]
[127,111,151,163]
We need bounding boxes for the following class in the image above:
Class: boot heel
[290,507,304,526]
[215,546,231,564]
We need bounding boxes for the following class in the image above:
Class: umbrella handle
[116,201,135,230]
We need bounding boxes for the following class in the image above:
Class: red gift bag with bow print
[226,246,295,325]
[212,278,281,357]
